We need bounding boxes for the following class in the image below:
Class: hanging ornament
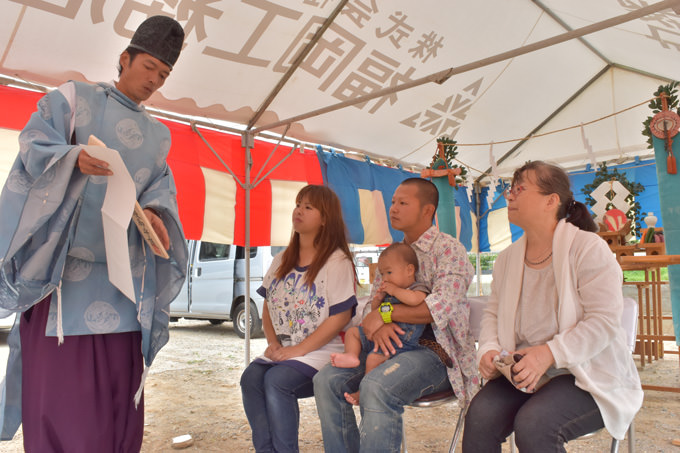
[486,177,499,209]
[488,141,499,182]
[590,179,631,225]
[649,92,679,174]
[420,138,462,237]
[580,123,597,168]
[485,142,499,208]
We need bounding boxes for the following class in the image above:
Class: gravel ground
[1,319,679,452]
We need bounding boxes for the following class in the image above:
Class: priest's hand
[144,208,170,252]
[76,149,113,175]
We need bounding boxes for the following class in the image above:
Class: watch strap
[379,302,392,323]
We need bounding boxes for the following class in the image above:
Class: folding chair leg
[611,420,635,453]
[448,405,468,453]
[628,421,635,453]
[403,403,467,453]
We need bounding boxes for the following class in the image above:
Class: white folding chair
[510,296,638,452]
[401,295,488,453]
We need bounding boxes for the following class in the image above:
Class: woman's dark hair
[276,185,357,286]
[117,47,144,76]
[512,161,598,232]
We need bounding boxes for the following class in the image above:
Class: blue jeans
[357,323,424,354]
[240,361,315,453]
[313,347,450,453]
[462,374,605,453]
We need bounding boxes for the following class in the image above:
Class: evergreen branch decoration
[431,136,468,185]
[642,81,680,149]
[581,162,645,233]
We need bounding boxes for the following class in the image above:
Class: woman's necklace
[524,250,553,266]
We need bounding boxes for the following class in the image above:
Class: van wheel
[209,320,225,326]
[233,301,262,339]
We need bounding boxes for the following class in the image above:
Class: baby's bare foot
[344,391,360,406]
[331,353,360,368]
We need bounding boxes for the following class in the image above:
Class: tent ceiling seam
[253,0,680,158]
[474,64,611,183]
[531,0,612,65]
[610,63,674,83]
[416,8,549,166]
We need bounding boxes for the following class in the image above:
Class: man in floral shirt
[314,177,479,453]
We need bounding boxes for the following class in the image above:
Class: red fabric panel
[162,120,207,240]
[237,144,323,246]
[236,179,274,247]
[0,85,44,130]
[0,85,324,246]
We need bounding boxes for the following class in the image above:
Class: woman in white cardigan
[462,161,642,452]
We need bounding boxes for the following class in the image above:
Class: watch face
[380,304,390,313]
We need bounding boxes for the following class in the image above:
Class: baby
[331,242,429,405]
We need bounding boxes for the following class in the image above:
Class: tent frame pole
[242,131,255,365]
[247,0,349,129]
[252,0,680,136]
[240,0,350,367]
[474,182,483,296]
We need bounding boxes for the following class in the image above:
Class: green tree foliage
[581,162,645,233]
[468,252,497,271]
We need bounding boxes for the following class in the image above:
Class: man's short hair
[117,47,143,77]
[400,177,439,213]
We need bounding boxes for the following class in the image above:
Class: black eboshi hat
[128,15,184,69]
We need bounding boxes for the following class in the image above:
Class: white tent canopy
[2,0,680,179]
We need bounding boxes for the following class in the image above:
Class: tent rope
[399,95,662,178]
[444,95,661,179]
[453,96,656,147]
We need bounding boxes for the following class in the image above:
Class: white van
[169,240,283,338]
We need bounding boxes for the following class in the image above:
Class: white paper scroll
[80,143,137,302]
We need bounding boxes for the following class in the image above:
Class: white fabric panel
[487,207,512,252]
[269,180,307,246]
[358,189,392,245]
[470,212,479,254]
[0,128,19,190]
[455,205,462,240]
[200,167,236,244]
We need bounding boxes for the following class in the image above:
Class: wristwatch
[379,302,393,324]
